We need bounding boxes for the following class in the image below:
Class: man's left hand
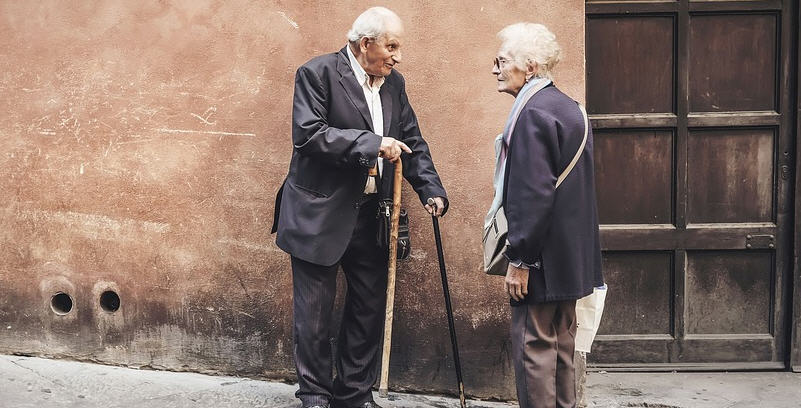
[425,197,446,217]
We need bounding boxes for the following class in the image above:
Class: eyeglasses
[493,57,510,69]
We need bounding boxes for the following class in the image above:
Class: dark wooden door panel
[687,128,775,223]
[595,130,674,224]
[592,338,778,365]
[600,226,777,250]
[688,13,777,113]
[677,338,777,363]
[587,16,675,115]
[591,339,672,365]
[586,0,794,369]
[598,252,674,336]
[686,251,773,335]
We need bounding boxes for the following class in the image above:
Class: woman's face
[492,52,528,97]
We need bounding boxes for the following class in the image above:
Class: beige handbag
[483,104,589,276]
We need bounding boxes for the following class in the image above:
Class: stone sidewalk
[0,355,512,408]
[585,370,801,407]
[2,354,801,407]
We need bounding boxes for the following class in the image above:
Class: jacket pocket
[293,182,328,198]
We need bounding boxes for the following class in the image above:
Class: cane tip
[378,388,389,398]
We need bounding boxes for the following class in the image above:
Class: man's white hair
[497,23,561,80]
[346,7,402,43]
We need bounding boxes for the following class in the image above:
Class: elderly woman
[487,23,604,408]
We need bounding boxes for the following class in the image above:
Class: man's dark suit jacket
[503,84,604,303]
[272,46,447,266]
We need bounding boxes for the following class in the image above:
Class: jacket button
[533,261,542,269]
[354,202,360,209]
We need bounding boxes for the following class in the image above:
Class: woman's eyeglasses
[493,57,510,69]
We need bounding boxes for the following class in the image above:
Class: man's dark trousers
[292,196,387,408]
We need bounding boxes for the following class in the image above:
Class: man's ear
[359,37,371,53]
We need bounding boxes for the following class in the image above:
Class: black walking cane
[428,198,467,408]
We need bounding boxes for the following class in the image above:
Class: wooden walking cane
[378,158,403,398]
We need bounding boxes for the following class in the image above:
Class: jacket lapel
[380,83,393,136]
[337,47,374,132]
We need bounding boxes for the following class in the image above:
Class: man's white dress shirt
[346,44,385,194]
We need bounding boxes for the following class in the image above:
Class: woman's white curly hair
[497,23,562,80]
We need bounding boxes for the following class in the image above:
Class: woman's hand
[504,264,529,301]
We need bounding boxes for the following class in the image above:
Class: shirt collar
[346,43,384,90]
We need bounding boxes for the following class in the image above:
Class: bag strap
[555,103,589,189]
[505,80,551,145]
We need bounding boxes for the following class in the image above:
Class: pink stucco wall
[0,1,584,399]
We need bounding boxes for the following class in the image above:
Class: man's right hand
[379,137,411,162]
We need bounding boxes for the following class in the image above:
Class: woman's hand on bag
[504,264,529,301]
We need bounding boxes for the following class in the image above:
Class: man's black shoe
[303,405,330,408]
[330,401,382,408]
[356,402,383,408]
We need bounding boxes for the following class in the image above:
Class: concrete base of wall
[576,351,587,408]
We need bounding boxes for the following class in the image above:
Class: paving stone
[3,355,801,408]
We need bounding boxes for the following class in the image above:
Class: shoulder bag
[483,103,589,275]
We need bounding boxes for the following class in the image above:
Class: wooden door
[586,0,796,369]
[792,0,801,373]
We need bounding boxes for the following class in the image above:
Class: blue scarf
[485,77,551,228]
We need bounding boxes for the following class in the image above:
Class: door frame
[791,0,801,373]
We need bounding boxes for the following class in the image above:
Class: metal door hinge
[746,234,774,249]
[780,165,791,180]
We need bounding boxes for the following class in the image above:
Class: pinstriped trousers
[291,197,387,408]
[511,299,578,408]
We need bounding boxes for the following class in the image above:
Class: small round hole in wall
[50,292,73,315]
[99,290,120,313]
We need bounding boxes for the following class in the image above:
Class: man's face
[492,50,528,96]
[362,23,403,77]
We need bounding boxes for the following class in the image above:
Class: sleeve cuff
[504,254,530,270]
[358,133,382,168]
[503,249,541,270]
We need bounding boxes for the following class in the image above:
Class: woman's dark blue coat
[502,84,604,303]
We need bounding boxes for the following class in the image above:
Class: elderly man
[272,7,448,408]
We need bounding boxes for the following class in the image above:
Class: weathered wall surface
[0,1,584,399]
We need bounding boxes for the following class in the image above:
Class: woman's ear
[525,61,539,81]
